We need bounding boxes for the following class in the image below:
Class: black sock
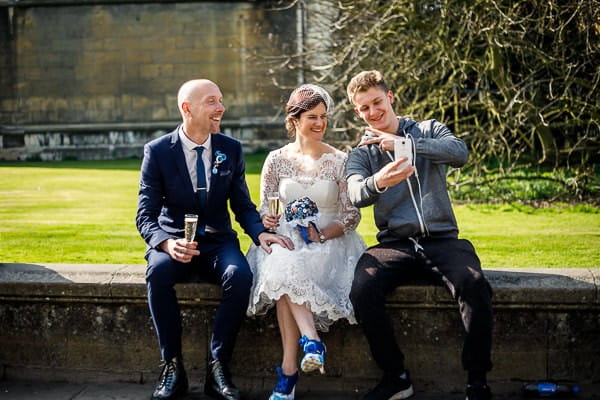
[468,371,487,386]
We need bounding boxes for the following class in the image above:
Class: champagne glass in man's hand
[184,214,198,242]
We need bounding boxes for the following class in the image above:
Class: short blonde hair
[346,70,389,104]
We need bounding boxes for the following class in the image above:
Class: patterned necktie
[194,146,207,235]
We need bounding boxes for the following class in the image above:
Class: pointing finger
[360,137,382,146]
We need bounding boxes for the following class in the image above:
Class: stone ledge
[0,119,283,134]
[1,263,599,393]
[0,263,597,306]
[0,0,261,7]
[0,121,289,161]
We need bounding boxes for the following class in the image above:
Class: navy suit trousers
[145,236,252,363]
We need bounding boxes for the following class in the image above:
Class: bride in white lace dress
[246,84,366,400]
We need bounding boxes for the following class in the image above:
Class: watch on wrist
[319,233,326,243]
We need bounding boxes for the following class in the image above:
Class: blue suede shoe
[298,335,326,374]
[269,365,298,400]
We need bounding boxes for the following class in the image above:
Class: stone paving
[1,380,598,400]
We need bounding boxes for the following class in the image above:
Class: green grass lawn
[1,157,598,268]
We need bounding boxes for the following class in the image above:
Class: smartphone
[394,138,413,170]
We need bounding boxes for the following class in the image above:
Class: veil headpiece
[286,84,334,114]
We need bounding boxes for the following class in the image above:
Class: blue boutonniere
[284,197,320,244]
[212,150,227,174]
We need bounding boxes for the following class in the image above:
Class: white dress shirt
[178,127,212,193]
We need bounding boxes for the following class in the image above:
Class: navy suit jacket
[136,127,265,254]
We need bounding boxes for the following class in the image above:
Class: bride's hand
[306,223,321,243]
[308,221,345,243]
[262,214,279,230]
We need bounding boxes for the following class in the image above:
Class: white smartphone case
[394,138,413,169]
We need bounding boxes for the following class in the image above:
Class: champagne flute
[267,193,280,232]
[184,214,198,243]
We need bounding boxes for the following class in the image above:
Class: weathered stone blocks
[0,263,598,394]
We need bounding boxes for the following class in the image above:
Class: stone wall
[0,1,300,160]
[0,1,295,125]
[1,263,599,395]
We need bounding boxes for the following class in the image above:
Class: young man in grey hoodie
[345,70,493,400]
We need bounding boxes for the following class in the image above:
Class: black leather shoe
[466,383,492,400]
[151,357,188,400]
[204,359,240,400]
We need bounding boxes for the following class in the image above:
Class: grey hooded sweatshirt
[345,117,468,243]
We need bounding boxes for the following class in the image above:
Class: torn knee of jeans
[467,266,482,280]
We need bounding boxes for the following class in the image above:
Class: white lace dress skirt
[246,210,366,331]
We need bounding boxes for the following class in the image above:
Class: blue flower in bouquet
[284,197,320,226]
[284,197,320,243]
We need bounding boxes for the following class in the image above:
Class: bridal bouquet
[284,197,320,244]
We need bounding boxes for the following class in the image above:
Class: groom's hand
[160,238,200,263]
[258,232,294,254]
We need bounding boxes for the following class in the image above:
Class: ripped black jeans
[349,237,493,376]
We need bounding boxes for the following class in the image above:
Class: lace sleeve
[337,155,361,232]
[258,151,279,217]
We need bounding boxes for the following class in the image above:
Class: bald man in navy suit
[136,79,294,400]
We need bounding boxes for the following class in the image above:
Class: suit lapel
[207,134,219,203]
[208,134,230,204]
